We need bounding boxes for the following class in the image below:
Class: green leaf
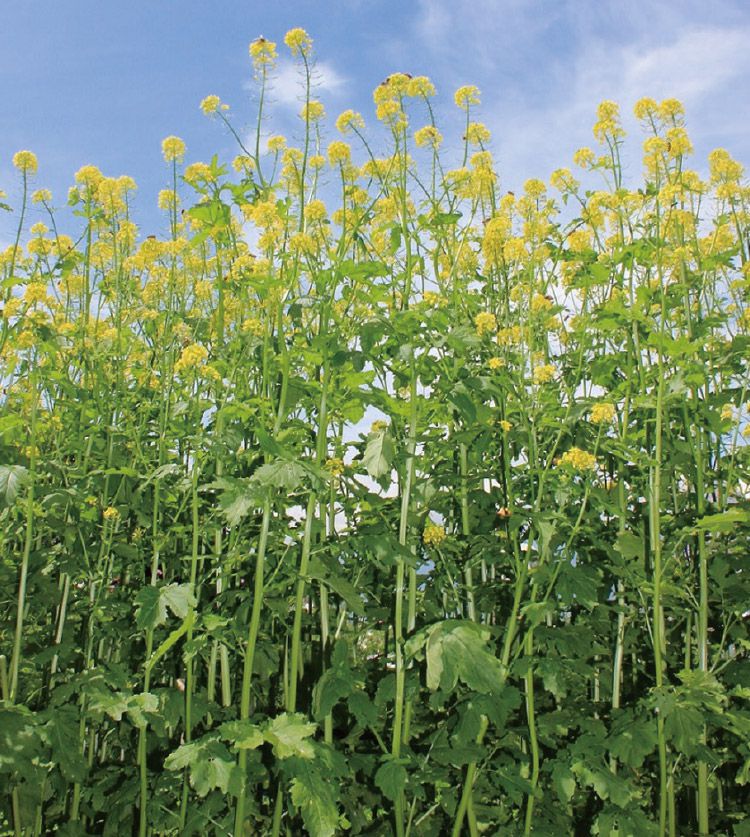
[160,583,196,620]
[0,464,29,507]
[375,759,408,802]
[220,720,264,750]
[135,586,166,631]
[362,429,394,480]
[421,620,505,695]
[289,759,339,837]
[551,762,576,803]
[252,459,308,492]
[696,509,750,533]
[264,713,317,759]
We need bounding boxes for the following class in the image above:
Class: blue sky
[2,0,749,240]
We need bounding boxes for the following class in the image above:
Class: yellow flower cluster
[175,343,208,373]
[200,95,226,115]
[475,311,497,336]
[414,125,443,150]
[103,506,120,521]
[335,110,365,135]
[454,85,480,109]
[560,447,597,471]
[325,457,345,477]
[423,522,446,547]
[284,27,312,57]
[488,357,505,371]
[532,364,556,384]
[590,402,616,424]
[249,36,277,69]
[161,136,186,164]
[13,150,38,174]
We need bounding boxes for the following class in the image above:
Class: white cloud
[246,58,347,111]
[408,0,750,188]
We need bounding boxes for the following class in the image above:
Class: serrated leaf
[375,759,407,801]
[362,430,394,479]
[160,583,196,620]
[135,586,166,631]
[423,620,505,695]
[289,760,339,837]
[696,509,750,532]
[220,720,264,750]
[264,713,317,759]
[252,459,308,492]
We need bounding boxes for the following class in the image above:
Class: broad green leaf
[422,620,505,695]
[375,759,407,801]
[252,459,308,491]
[135,586,166,631]
[289,759,339,837]
[551,763,576,803]
[264,713,317,759]
[0,464,29,507]
[696,509,750,533]
[160,583,196,620]
[220,720,264,750]
[362,429,394,480]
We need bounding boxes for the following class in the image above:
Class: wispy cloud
[245,58,347,112]
[406,0,750,188]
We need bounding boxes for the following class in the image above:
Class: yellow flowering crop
[175,343,208,373]
[560,447,597,471]
[284,27,312,57]
[590,402,616,424]
[13,150,38,174]
[249,36,277,68]
[161,136,186,164]
[454,85,481,109]
[475,312,497,336]
[532,364,556,384]
[423,522,446,547]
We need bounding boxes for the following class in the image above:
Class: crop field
[1,26,749,837]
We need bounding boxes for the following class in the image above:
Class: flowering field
[1,26,749,837]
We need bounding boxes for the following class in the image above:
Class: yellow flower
[200,95,224,115]
[249,36,277,68]
[532,364,556,385]
[184,162,214,184]
[560,447,597,471]
[12,150,38,174]
[75,165,103,189]
[31,188,52,204]
[475,311,497,336]
[407,76,435,98]
[633,97,658,121]
[161,136,186,163]
[325,457,345,477]
[335,109,365,135]
[300,100,325,122]
[422,291,443,307]
[423,522,446,547]
[573,147,596,169]
[103,506,120,521]
[488,357,505,371]
[590,402,616,424]
[466,122,491,145]
[455,85,481,109]
[267,135,287,153]
[175,343,208,373]
[659,98,685,121]
[499,419,512,432]
[327,140,351,166]
[720,404,735,422]
[284,27,312,57]
[414,126,443,150]
[371,419,388,433]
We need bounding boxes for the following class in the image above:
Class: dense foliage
[2,28,750,837]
